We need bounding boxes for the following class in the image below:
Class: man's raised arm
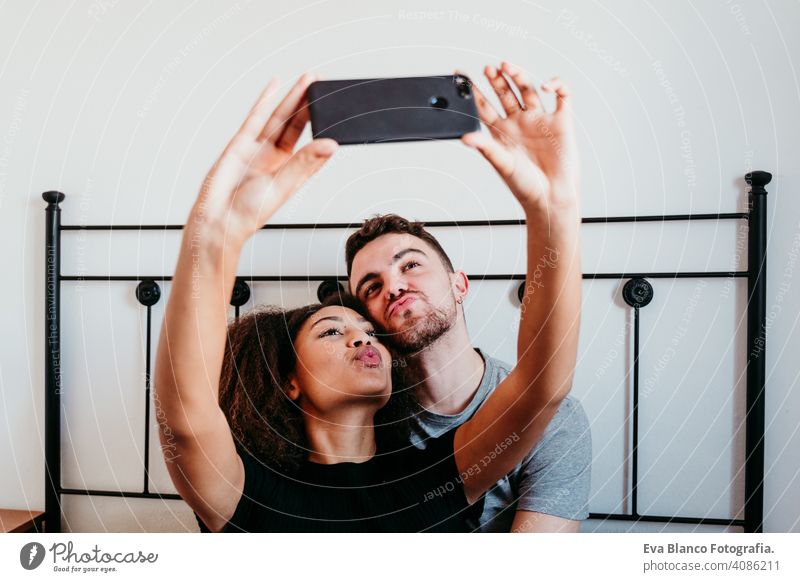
[453,62,582,503]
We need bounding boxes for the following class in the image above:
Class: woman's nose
[350,332,373,348]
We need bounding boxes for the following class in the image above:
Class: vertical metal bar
[135,280,160,494]
[43,191,65,533]
[622,277,651,518]
[632,306,640,517]
[143,305,152,494]
[744,170,771,533]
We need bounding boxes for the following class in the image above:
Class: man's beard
[383,294,457,354]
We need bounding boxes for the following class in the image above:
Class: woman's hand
[461,62,579,212]
[194,73,337,246]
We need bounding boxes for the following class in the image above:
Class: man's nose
[385,272,407,300]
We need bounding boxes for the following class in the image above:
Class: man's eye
[403,261,420,271]
[319,328,342,338]
[364,283,380,298]
[366,329,377,337]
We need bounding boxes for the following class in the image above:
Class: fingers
[257,72,317,144]
[271,138,338,196]
[461,131,515,180]
[540,76,572,115]
[275,98,310,151]
[473,62,571,117]
[469,80,502,128]
[236,78,282,141]
[500,61,543,113]
[485,65,523,116]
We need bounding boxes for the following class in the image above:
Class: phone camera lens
[455,76,472,99]
[430,96,448,109]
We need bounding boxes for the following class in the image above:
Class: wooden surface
[0,509,45,533]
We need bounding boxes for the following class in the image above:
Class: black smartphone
[307,75,480,145]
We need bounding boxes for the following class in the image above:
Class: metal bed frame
[41,170,772,533]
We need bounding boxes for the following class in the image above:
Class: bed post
[43,190,64,533]
[744,170,770,533]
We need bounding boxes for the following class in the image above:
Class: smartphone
[307,75,480,145]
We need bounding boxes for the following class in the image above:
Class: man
[345,62,592,532]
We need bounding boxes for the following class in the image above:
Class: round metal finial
[317,279,344,303]
[42,191,65,205]
[622,278,653,308]
[230,278,251,307]
[745,171,772,195]
[136,280,161,307]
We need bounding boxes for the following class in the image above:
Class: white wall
[1,0,798,532]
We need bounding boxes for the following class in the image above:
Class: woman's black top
[195,428,483,532]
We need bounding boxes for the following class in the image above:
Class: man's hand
[460,62,580,212]
[196,73,338,246]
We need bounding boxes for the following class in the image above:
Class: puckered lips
[387,294,417,319]
[352,345,382,368]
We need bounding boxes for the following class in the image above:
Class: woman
[202,293,482,532]
[154,68,582,532]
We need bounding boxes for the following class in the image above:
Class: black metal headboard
[41,170,772,533]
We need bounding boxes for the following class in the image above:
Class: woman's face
[289,306,392,415]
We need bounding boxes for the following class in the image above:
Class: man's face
[349,233,463,353]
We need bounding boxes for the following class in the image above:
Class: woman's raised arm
[153,74,337,531]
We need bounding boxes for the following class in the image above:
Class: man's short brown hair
[345,214,455,277]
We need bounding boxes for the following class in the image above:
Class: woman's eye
[319,328,342,338]
[366,329,377,337]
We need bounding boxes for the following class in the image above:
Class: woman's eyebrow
[310,315,342,329]
[311,315,372,329]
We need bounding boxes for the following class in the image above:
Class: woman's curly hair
[217,293,415,474]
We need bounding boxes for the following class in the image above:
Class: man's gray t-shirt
[408,349,592,532]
